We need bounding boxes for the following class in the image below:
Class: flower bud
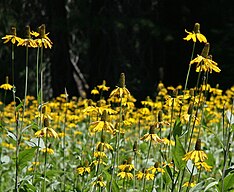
[11,27,16,36]
[39,24,46,38]
[133,141,138,152]
[101,110,108,121]
[25,25,31,39]
[154,162,159,168]
[44,117,50,127]
[195,139,201,150]
[193,23,200,33]
[201,43,210,57]
[158,110,163,122]
[187,103,193,115]
[119,73,126,88]
[149,125,155,134]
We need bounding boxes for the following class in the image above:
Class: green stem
[36,47,40,98]
[142,139,152,191]
[184,42,196,91]
[221,98,234,192]
[62,91,68,191]
[109,96,123,192]
[43,131,48,192]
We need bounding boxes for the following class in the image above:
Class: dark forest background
[0,0,234,102]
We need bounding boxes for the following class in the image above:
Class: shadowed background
[0,0,233,102]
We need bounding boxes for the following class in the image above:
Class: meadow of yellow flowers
[0,23,234,192]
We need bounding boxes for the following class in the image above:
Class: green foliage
[217,173,234,192]
[172,135,186,170]
[18,147,38,170]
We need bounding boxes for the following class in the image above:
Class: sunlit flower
[147,162,165,174]
[31,24,53,48]
[136,169,154,180]
[2,142,15,150]
[17,26,37,48]
[182,139,208,163]
[0,83,13,90]
[195,161,212,172]
[91,87,99,95]
[89,110,114,133]
[110,73,131,98]
[182,181,196,188]
[0,76,13,90]
[162,138,175,146]
[91,159,107,166]
[92,176,106,188]
[40,148,54,154]
[118,158,135,172]
[117,172,134,180]
[94,151,107,159]
[190,43,221,73]
[2,27,23,44]
[96,141,113,151]
[183,23,207,43]
[35,127,58,138]
[191,55,221,73]
[140,125,164,143]
[97,80,110,91]
[77,163,91,175]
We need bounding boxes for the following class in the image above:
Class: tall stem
[142,139,152,191]
[184,42,196,90]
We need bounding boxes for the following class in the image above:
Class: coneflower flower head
[201,43,210,58]
[195,139,201,150]
[119,73,125,88]
[133,141,138,152]
[193,23,200,33]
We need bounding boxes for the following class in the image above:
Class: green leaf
[189,180,205,192]
[37,89,42,104]
[103,169,119,192]
[204,181,218,191]
[172,135,186,170]
[7,131,17,141]
[217,173,234,192]
[18,147,38,170]
[163,165,172,185]
[173,118,182,139]
[15,97,23,112]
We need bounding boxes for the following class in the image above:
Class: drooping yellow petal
[196,33,207,43]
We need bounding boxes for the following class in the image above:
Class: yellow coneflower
[195,161,212,172]
[182,181,196,188]
[0,83,13,91]
[89,110,114,133]
[190,43,221,73]
[40,148,54,154]
[35,127,58,138]
[94,151,107,159]
[136,169,154,181]
[117,172,134,180]
[77,161,91,175]
[0,76,13,90]
[2,142,15,150]
[140,125,164,143]
[31,24,53,49]
[17,25,37,48]
[91,87,99,95]
[183,23,207,43]
[92,176,106,187]
[97,80,110,91]
[148,162,165,174]
[2,26,23,44]
[110,73,131,98]
[182,139,208,163]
